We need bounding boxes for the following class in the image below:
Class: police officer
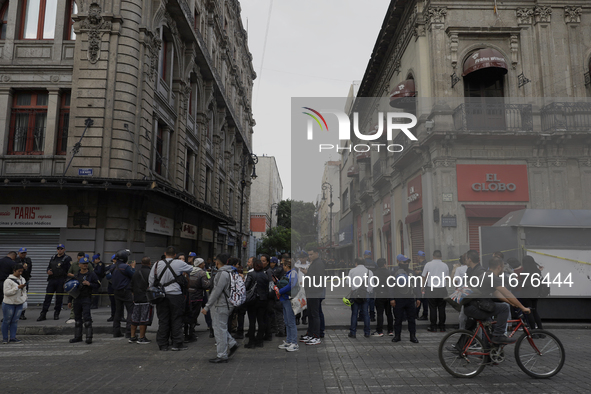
[391,254,419,344]
[37,244,72,321]
[16,248,32,320]
[106,254,117,322]
[91,254,105,309]
[68,257,101,344]
[108,249,136,338]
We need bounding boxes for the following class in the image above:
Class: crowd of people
[0,244,547,356]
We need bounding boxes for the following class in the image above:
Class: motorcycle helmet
[64,279,80,294]
[115,249,131,263]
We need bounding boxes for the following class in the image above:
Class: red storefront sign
[407,175,422,212]
[456,164,529,202]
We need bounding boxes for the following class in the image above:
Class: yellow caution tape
[524,248,591,266]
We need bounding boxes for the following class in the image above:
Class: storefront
[200,228,214,260]
[144,212,174,261]
[405,174,424,261]
[180,222,198,255]
[457,164,529,253]
[0,205,67,304]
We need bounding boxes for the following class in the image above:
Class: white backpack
[225,268,246,307]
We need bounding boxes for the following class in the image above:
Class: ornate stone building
[339,0,591,266]
[0,0,256,300]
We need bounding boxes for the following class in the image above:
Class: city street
[1,325,588,393]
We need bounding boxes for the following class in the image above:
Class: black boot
[410,333,419,343]
[295,317,301,325]
[209,327,215,338]
[392,336,401,342]
[54,311,60,320]
[85,322,93,344]
[70,322,83,343]
[302,317,307,325]
[19,311,26,320]
[37,312,47,322]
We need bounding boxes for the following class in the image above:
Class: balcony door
[464,69,506,130]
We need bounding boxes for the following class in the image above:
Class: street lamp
[322,182,334,250]
[270,202,279,229]
[239,153,258,262]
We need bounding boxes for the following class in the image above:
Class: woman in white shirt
[2,263,27,344]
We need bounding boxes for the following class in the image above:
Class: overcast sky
[240,0,391,202]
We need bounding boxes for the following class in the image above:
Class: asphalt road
[0,327,589,394]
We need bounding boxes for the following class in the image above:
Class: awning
[405,209,423,224]
[463,48,508,77]
[389,79,416,107]
[464,204,526,218]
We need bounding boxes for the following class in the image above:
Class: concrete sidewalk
[9,296,590,336]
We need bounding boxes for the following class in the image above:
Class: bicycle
[438,312,565,378]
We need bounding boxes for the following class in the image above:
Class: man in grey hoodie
[201,253,239,363]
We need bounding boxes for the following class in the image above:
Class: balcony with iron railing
[452,102,533,132]
[541,102,591,132]
[372,158,390,189]
[359,176,373,202]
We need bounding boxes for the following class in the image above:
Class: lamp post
[239,153,258,262]
[270,202,279,229]
[322,182,334,251]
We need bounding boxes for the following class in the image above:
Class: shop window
[56,91,70,155]
[65,0,77,40]
[21,0,58,39]
[8,91,48,155]
[0,1,9,40]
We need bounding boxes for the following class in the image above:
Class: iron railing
[452,102,533,132]
[541,102,591,132]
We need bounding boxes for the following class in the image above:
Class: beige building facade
[340,0,591,267]
[0,0,256,299]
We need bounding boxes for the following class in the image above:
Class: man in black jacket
[372,258,394,337]
[16,248,32,320]
[129,257,153,344]
[391,254,420,344]
[0,251,17,301]
[38,245,72,321]
[68,257,101,344]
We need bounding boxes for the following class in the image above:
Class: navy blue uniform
[41,254,72,314]
[69,271,101,323]
[109,261,135,337]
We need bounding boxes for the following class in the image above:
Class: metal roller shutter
[468,218,499,252]
[0,229,60,305]
[410,220,424,261]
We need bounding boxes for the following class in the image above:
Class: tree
[275,199,316,250]
[257,226,300,256]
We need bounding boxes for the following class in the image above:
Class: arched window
[462,48,508,130]
[0,1,9,40]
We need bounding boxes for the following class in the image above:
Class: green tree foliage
[277,199,316,249]
[257,226,300,256]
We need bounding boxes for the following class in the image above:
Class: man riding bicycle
[463,250,530,345]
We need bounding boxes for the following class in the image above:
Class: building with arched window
[0,0,256,301]
[339,0,591,270]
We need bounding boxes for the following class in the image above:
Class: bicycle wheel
[515,329,565,378]
[439,329,487,378]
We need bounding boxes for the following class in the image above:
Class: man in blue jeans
[348,258,373,338]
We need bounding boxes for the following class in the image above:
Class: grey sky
[240,0,391,202]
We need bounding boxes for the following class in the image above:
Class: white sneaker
[286,343,299,352]
[65,319,75,324]
[305,337,322,346]
[299,335,312,343]
[278,341,290,349]
[371,332,384,337]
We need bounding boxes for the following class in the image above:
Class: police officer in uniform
[91,254,105,309]
[37,244,72,321]
[68,257,101,344]
[16,248,32,320]
[391,254,420,344]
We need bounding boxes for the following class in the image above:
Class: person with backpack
[201,253,241,363]
[149,246,193,351]
[275,258,299,352]
[391,255,420,343]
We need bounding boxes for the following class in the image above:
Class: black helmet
[115,249,131,263]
